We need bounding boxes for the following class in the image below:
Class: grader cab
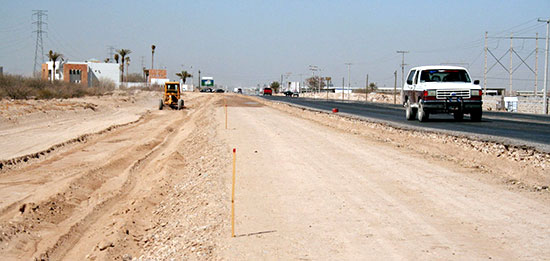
[159,82,184,110]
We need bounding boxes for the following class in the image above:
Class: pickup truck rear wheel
[417,100,429,122]
[405,100,416,120]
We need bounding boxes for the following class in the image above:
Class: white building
[88,62,120,87]
[42,60,120,87]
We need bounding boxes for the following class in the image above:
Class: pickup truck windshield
[420,69,471,83]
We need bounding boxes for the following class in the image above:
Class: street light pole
[539,18,550,114]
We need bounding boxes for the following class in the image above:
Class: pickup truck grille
[436,90,471,99]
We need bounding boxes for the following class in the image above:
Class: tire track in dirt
[0,114,179,260]
[0,112,159,218]
[36,95,216,260]
[0,94,212,260]
[0,111,151,172]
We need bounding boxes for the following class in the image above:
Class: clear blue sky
[1,0,549,90]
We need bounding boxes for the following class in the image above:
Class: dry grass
[0,74,115,100]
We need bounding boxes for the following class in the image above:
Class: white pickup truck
[401,66,483,122]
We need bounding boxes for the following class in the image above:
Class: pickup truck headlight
[427,90,436,96]
[471,90,481,96]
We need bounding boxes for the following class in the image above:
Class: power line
[32,9,47,75]
[0,22,29,33]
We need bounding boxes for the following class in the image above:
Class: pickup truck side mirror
[406,79,413,85]
[474,80,480,85]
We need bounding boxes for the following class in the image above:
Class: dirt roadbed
[0,93,548,260]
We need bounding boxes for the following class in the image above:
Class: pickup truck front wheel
[470,109,482,122]
[453,111,464,121]
[405,100,416,121]
[417,100,429,122]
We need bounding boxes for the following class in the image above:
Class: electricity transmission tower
[107,45,115,62]
[33,10,48,76]
[484,32,540,96]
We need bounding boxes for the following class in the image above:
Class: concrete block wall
[483,95,550,114]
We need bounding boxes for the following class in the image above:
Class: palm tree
[175,71,192,84]
[125,56,130,82]
[48,50,63,83]
[116,49,132,83]
[151,45,156,70]
[114,54,121,84]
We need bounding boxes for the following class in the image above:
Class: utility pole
[539,18,550,114]
[318,69,321,96]
[535,33,539,96]
[32,10,47,76]
[280,74,283,94]
[326,77,330,100]
[484,31,488,95]
[297,73,303,95]
[345,63,352,100]
[309,65,318,98]
[198,70,201,89]
[365,74,369,101]
[140,56,145,79]
[342,77,345,101]
[396,51,409,89]
[394,71,398,104]
[509,33,514,95]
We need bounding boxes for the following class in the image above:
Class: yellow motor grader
[159,82,184,110]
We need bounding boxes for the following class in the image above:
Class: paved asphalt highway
[261,95,550,153]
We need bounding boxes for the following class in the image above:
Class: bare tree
[305,76,326,91]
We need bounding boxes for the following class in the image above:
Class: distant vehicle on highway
[215,89,225,93]
[283,90,299,97]
[402,66,482,122]
[263,88,272,96]
[200,88,213,93]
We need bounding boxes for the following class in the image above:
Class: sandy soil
[0,90,157,162]
[218,96,549,260]
[0,93,548,260]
